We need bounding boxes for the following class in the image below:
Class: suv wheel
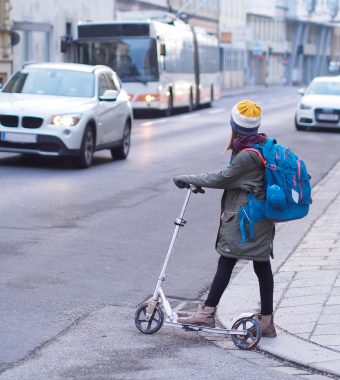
[111,120,131,160]
[73,126,95,168]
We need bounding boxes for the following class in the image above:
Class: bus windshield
[78,38,159,83]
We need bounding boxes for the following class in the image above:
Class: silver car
[0,63,133,168]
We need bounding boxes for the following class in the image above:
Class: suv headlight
[51,114,82,127]
[299,103,312,110]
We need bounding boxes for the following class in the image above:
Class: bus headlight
[51,114,82,126]
[136,94,160,103]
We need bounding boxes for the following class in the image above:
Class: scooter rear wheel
[231,317,262,350]
[134,302,164,334]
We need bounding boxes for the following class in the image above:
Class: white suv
[0,63,133,168]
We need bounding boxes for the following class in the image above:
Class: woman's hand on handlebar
[173,176,205,194]
[173,175,190,189]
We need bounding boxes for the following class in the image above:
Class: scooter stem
[152,189,192,300]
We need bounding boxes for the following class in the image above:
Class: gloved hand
[173,175,190,189]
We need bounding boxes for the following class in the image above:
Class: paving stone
[293,270,338,280]
[290,278,337,288]
[285,286,331,297]
[330,287,340,295]
[313,323,340,336]
[275,305,323,316]
[294,250,331,257]
[286,259,331,266]
[322,305,340,314]
[279,295,326,308]
[279,322,315,334]
[280,265,321,272]
[326,295,340,305]
[274,272,295,283]
[320,265,340,270]
[318,313,340,325]
[298,241,336,248]
[276,312,320,325]
[309,358,340,374]
[310,334,340,347]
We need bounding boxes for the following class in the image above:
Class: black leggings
[205,256,274,315]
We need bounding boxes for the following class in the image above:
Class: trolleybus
[76,13,220,115]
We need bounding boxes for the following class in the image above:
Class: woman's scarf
[231,133,267,152]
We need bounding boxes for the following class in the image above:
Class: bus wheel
[209,85,214,107]
[188,90,194,112]
[165,92,173,117]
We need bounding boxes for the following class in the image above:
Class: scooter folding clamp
[174,218,187,227]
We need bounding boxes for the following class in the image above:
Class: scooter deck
[164,321,248,336]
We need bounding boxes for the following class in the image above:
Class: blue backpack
[238,138,312,242]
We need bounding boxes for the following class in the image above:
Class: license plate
[317,113,339,121]
[1,132,37,143]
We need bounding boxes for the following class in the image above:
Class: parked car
[0,62,133,168]
[295,76,340,131]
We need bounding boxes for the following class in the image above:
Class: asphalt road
[1,85,340,378]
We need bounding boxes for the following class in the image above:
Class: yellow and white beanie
[230,99,262,136]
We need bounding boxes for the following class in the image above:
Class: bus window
[78,38,159,83]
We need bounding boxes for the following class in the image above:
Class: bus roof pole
[175,0,212,19]
[175,0,197,17]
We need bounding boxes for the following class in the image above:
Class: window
[98,74,111,97]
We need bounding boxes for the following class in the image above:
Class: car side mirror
[99,89,119,102]
[297,88,305,96]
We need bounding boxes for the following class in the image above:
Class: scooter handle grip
[190,185,205,194]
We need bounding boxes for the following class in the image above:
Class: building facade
[5,0,114,74]
[246,3,287,85]
[219,0,247,88]
[0,0,12,84]
[115,0,219,34]
[2,0,340,87]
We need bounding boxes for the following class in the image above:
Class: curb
[217,160,340,377]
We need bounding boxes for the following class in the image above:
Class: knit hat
[230,99,262,136]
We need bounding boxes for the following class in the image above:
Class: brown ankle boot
[177,304,216,328]
[256,314,277,338]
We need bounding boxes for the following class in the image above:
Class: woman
[173,99,276,337]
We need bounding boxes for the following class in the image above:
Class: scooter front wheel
[134,302,164,334]
[231,317,261,350]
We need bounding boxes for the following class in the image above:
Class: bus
[76,13,220,115]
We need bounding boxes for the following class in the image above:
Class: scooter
[134,186,262,350]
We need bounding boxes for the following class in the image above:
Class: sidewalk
[217,160,340,377]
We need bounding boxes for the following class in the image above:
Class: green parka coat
[176,150,274,261]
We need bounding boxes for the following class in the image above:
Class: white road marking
[208,109,225,114]
[141,122,154,127]
[140,119,167,127]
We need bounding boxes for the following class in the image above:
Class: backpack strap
[241,148,267,167]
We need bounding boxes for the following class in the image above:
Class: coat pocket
[221,211,237,223]
[218,211,240,251]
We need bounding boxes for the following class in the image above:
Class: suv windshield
[3,68,95,98]
[78,38,159,83]
[306,80,340,96]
